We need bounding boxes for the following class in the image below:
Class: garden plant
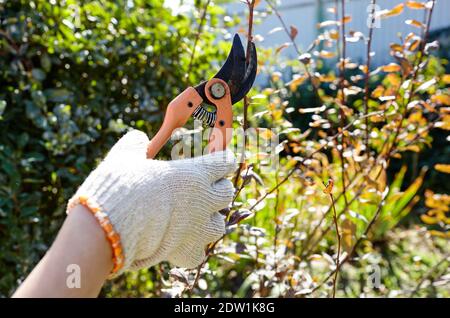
[0,0,449,298]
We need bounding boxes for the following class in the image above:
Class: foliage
[1,0,449,298]
[0,0,228,296]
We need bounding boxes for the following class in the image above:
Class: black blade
[214,34,244,82]
[194,81,208,103]
[226,35,247,100]
[231,41,257,104]
[194,34,257,106]
[195,34,244,104]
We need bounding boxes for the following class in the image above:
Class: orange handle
[204,79,233,153]
[146,79,233,158]
[146,87,203,159]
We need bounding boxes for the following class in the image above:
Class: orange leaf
[380,3,404,18]
[341,219,356,253]
[276,42,290,54]
[408,39,421,51]
[390,43,404,52]
[405,19,425,28]
[342,15,352,24]
[434,164,450,174]
[405,145,421,152]
[406,1,426,9]
[287,74,307,91]
[431,94,450,106]
[259,128,275,140]
[421,214,439,224]
[429,230,450,238]
[323,179,334,194]
[359,64,368,74]
[442,74,450,84]
[381,63,401,72]
[318,50,335,59]
[290,25,298,40]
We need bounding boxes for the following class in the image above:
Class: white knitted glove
[66,130,236,277]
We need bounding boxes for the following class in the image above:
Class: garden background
[0,0,449,297]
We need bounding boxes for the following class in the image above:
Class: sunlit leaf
[405,145,421,152]
[415,78,436,92]
[276,42,290,54]
[407,39,421,51]
[390,43,403,52]
[405,19,425,29]
[271,71,282,81]
[341,219,356,253]
[287,74,307,91]
[381,63,401,72]
[259,128,275,140]
[342,15,352,24]
[434,164,450,174]
[378,3,404,19]
[323,179,334,194]
[428,230,450,238]
[420,214,439,224]
[406,1,426,9]
[317,20,338,28]
[227,209,252,226]
[348,210,368,223]
[442,74,450,84]
[318,50,335,59]
[431,94,450,106]
[290,25,298,40]
[268,26,283,35]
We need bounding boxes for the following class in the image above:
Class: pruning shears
[146,34,257,158]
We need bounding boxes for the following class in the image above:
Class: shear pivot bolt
[210,82,226,99]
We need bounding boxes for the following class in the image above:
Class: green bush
[0,0,228,296]
[1,0,449,298]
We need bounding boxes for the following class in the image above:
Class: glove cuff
[67,195,125,278]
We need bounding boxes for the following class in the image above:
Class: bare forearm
[13,205,113,298]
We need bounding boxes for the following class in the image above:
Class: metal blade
[231,41,257,104]
[194,34,257,105]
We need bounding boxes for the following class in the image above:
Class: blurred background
[0,0,449,297]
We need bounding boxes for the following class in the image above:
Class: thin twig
[249,110,385,213]
[309,189,388,295]
[383,0,435,159]
[329,193,340,298]
[234,0,256,187]
[363,0,376,153]
[335,0,348,207]
[265,0,322,98]
[185,0,212,85]
[409,252,450,297]
[192,0,256,292]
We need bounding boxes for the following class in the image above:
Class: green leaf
[0,100,6,117]
[32,68,46,81]
[44,88,72,102]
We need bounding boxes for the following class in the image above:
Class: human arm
[13,204,113,297]
[13,130,236,297]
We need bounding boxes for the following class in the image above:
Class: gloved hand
[66,130,236,277]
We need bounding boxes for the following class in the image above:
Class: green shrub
[0,0,227,296]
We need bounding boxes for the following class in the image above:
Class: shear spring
[192,105,217,127]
